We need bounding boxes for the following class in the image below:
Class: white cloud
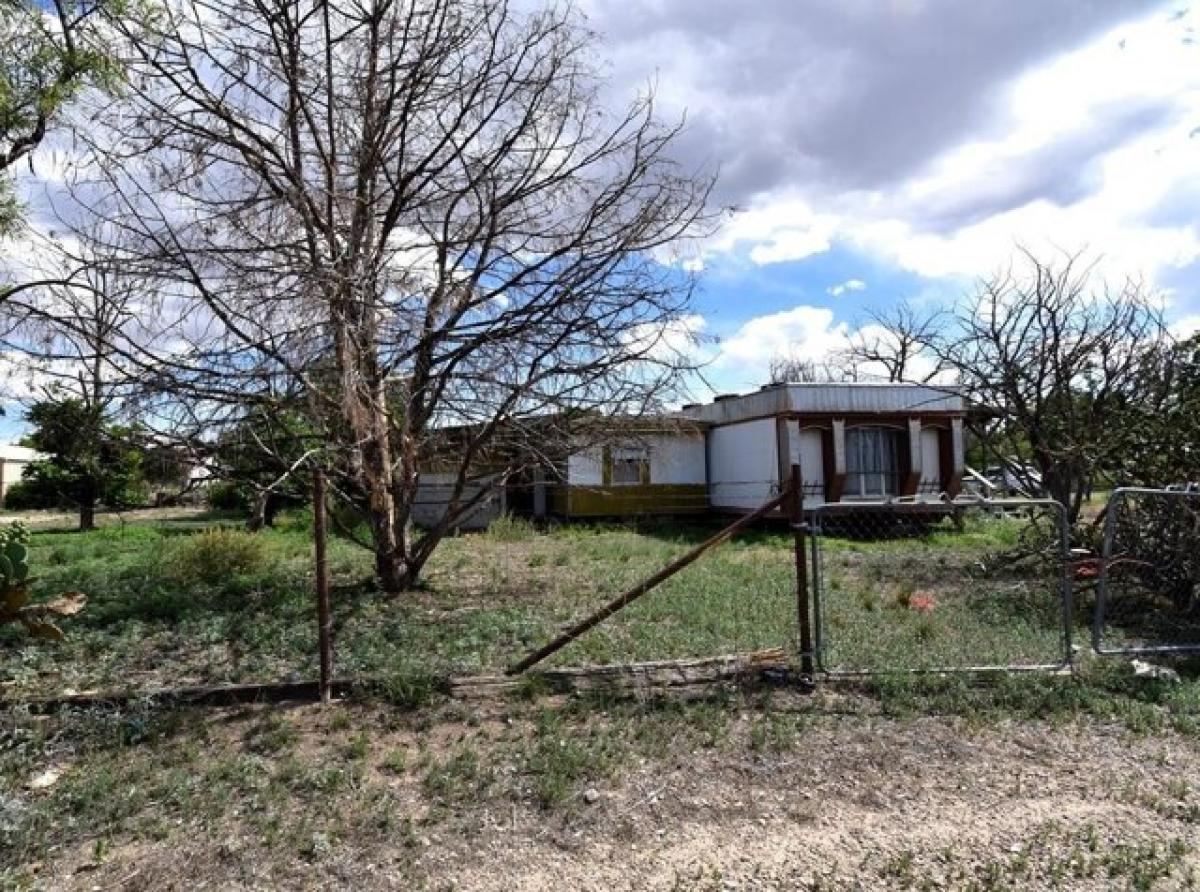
[695,196,837,267]
[1170,314,1200,340]
[708,305,848,389]
[844,10,1200,285]
[622,313,708,365]
[827,278,866,297]
[591,1,1200,307]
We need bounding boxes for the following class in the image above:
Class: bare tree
[766,353,852,385]
[844,300,944,383]
[851,251,1171,522]
[938,250,1169,522]
[0,226,155,528]
[73,0,713,591]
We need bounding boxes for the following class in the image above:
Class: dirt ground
[20,699,1200,891]
[420,718,1200,891]
[0,505,209,531]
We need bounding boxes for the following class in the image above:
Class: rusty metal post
[790,463,815,681]
[313,469,333,704]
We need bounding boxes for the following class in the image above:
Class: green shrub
[170,528,269,585]
[207,482,248,512]
[485,513,537,542]
[273,505,314,533]
[2,479,60,511]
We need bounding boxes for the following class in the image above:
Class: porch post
[903,418,922,496]
[825,419,846,502]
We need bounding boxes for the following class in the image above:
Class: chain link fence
[1094,487,1200,655]
[499,478,801,673]
[810,498,1072,674]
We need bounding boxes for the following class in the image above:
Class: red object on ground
[910,594,936,613]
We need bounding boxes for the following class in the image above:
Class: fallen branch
[2,650,793,714]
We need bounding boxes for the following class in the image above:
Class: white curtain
[846,427,898,496]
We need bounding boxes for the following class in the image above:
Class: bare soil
[0,505,209,532]
[17,696,1200,891]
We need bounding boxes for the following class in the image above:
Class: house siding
[554,433,708,517]
[708,418,779,510]
[411,472,504,530]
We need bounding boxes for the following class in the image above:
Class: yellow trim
[549,484,708,517]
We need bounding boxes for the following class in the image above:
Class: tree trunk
[79,499,96,532]
[362,433,408,593]
[335,305,408,593]
[247,491,269,531]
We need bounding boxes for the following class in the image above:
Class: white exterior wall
[708,418,778,510]
[919,428,942,492]
[567,450,604,485]
[788,427,826,508]
[0,459,31,506]
[646,433,706,484]
[566,435,705,486]
[411,472,503,530]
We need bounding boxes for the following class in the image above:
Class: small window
[844,426,900,498]
[610,447,649,485]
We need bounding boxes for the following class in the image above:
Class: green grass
[1,514,805,697]
[0,504,1162,699]
[816,509,1068,672]
[7,508,1200,888]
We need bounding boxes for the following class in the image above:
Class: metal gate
[810,498,1072,674]
[1094,487,1200,656]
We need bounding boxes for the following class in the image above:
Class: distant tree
[1106,332,1200,488]
[769,300,945,385]
[1,225,151,527]
[138,439,193,504]
[20,397,143,529]
[845,300,945,383]
[767,354,851,385]
[208,407,318,530]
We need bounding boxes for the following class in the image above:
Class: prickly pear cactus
[0,524,30,587]
[0,522,86,640]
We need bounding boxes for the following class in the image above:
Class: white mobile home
[514,382,966,520]
[686,382,966,513]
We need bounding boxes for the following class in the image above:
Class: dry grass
[5,681,1200,889]
[7,510,1200,887]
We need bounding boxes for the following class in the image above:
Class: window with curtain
[844,426,900,497]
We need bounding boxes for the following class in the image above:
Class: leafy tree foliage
[1106,333,1200,488]
[0,0,125,235]
[19,397,144,529]
[207,408,317,529]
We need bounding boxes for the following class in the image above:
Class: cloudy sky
[581,0,1200,395]
[1,0,1196,440]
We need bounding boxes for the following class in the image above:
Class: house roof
[681,382,966,425]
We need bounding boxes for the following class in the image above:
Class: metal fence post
[313,468,333,704]
[790,463,815,681]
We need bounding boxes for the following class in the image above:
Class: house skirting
[548,483,709,517]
